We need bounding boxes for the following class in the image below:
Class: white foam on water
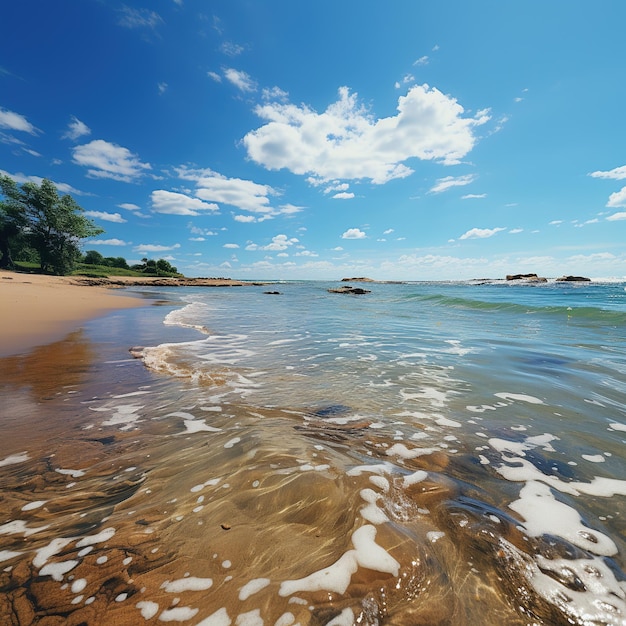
[325,608,355,625]
[494,392,545,404]
[500,539,626,625]
[71,578,87,593]
[115,593,128,602]
[608,421,626,432]
[137,600,160,620]
[56,468,86,478]
[0,451,29,467]
[347,462,395,477]
[402,470,428,488]
[235,609,263,626]
[238,578,270,601]
[161,577,214,593]
[427,531,445,543]
[0,550,22,562]
[508,481,617,556]
[386,443,440,460]
[33,538,73,568]
[0,520,49,537]
[274,612,295,626]
[359,489,389,525]
[100,404,144,428]
[582,454,606,463]
[113,390,151,398]
[158,606,199,622]
[495,456,626,497]
[369,475,389,492]
[196,607,232,626]
[279,524,399,597]
[39,559,78,581]
[224,437,241,449]
[181,420,222,435]
[75,527,116,548]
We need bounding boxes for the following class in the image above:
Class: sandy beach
[0,270,149,357]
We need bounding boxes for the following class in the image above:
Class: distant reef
[328,285,372,295]
[505,273,591,283]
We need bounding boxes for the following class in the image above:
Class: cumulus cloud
[342,228,366,239]
[88,238,128,246]
[135,243,181,254]
[245,234,299,252]
[606,186,626,208]
[0,107,36,134]
[589,165,626,180]
[151,190,219,215]
[429,174,475,194]
[459,227,505,240]
[73,139,151,182]
[243,84,489,185]
[176,166,276,214]
[607,211,626,221]
[62,116,90,140]
[223,243,240,248]
[224,68,257,92]
[333,192,355,199]
[84,210,126,223]
[234,214,256,223]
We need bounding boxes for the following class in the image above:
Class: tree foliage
[0,175,104,274]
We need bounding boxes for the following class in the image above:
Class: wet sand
[0,271,146,357]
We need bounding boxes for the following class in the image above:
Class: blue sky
[1,0,625,280]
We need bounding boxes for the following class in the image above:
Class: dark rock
[328,285,371,294]
[263,291,281,295]
[556,275,591,282]
[506,273,547,282]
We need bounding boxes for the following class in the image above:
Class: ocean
[1,280,625,625]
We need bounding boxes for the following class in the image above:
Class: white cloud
[277,203,303,215]
[509,228,523,234]
[151,189,219,215]
[429,174,475,194]
[413,56,429,66]
[262,86,289,102]
[62,116,90,141]
[462,193,486,199]
[243,84,489,185]
[342,228,367,239]
[189,237,205,241]
[158,82,168,95]
[233,215,256,223]
[84,210,126,223]
[333,192,355,199]
[118,6,163,30]
[459,227,505,240]
[224,68,257,92]
[383,228,394,235]
[0,169,82,195]
[324,182,349,194]
[223,243,240,248]
[607,211,626,221]
[607,186,626,208]
[177,166,275,214]
[135,243,181,254]
[221,42,244,57]
[88,238,128,246]
[589,165,626,180]
[208,71,222,83]
[0,107,36,134]
[73,139,151,182]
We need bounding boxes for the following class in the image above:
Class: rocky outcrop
[505,273,547,282]
[328,285,371,295]
[556,275,591,282]
[341,277,374,282]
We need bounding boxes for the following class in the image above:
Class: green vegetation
[0,175,182,278]
[0,175,103,275]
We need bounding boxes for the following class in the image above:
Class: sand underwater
[1,280,625,625]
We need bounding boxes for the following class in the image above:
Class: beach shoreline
[0,270,148,358]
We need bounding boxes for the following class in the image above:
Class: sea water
[1,280,625,625]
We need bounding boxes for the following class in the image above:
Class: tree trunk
[0,234,15,269]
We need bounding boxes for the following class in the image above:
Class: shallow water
[1,281,625,625]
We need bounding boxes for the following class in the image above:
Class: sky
[1,0,626,281]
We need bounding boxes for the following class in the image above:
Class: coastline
[0,270,149,357]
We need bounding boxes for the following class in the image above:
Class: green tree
[156,258,177,274]
[0,175,29,269]
[5,177,104,275]
[83,249,104,265]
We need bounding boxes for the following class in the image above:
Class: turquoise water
[1,280,625,624]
